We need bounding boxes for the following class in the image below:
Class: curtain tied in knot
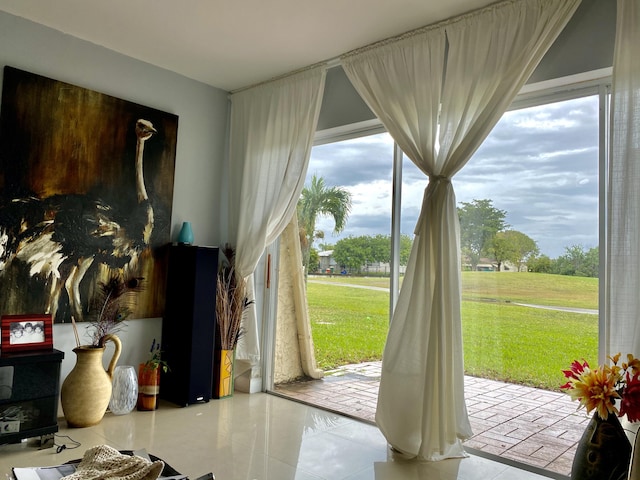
[429,174,450,183]
[414,177,449,235]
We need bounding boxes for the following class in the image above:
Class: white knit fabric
[61,445,164,480]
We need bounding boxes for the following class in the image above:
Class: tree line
[319,234,412,274]
[296,175,597,278]
[458,199,598,277]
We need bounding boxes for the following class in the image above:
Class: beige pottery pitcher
[61,333,121,427]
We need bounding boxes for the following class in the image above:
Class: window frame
[263,67,612,474]
[309,69,611,328]
[265,68,612,389]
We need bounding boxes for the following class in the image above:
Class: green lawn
[462,271,598,309]
[462,300,597,389]
[307,272,598,391]
[307,282,389,369]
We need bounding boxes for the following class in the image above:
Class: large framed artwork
[0,66,178,324]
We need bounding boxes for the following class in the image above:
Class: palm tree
[297,174,352,274]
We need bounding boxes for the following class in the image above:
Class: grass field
[307,272,598,391]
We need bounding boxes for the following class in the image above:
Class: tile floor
[2,392,555,480]
[273,361,597,478]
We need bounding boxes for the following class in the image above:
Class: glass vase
[108,365,138,415]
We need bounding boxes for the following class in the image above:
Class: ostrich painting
[0,67,177,323]
[0,119,157,321]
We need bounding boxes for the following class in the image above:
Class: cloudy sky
[307,94,600,259]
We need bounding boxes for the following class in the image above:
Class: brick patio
[273,361,594,477]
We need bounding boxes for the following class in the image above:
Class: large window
[274,74,609,477]
[457,93,600,388]
[301,131,394,370]
[307,131,394,255]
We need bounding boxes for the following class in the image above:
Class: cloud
[309,133,394,187]
[308,94,601,258]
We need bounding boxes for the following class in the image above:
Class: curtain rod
[229,60,329,95]
[231,0,524,94]
[341,0,519,59]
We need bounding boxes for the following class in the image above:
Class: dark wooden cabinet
[0,349,64,444]
[160,245,218,406]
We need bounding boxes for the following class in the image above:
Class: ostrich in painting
[0,119,157,322]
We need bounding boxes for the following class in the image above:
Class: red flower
[563,354,640,422]
[561,359,589,390]
[620,373,640,422]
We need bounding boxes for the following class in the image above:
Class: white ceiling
[0,0,494,91]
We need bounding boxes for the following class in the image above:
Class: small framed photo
[1,314,53,353]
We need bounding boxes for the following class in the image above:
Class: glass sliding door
[272,76,609,477]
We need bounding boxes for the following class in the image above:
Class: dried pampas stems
[216,244,253,350]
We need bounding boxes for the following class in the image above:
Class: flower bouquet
[561,353,640,421]
[562,353,640,479]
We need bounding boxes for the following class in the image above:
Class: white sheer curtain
[227,66,327,366]
[607,0,640,356]
[342,0,580,460]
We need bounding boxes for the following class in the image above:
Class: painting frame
[1,314,53,353]
[0,66,178,324]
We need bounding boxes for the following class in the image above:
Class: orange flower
[566,365,620,419]
[625,354,640,376]
[562,353,640,422]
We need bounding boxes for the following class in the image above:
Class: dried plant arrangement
[85,274,144,347]
[216,244,252,350]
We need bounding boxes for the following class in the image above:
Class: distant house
[462,256,525,272]
[318,250,338,273]
[361,261,393,274]
[475,263,495,272]
[317,250,406,275]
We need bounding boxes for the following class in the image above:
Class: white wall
[0,11,229,383]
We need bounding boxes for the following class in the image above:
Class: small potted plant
[137,338,169,411]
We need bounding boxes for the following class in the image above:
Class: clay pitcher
[61,334,121,427]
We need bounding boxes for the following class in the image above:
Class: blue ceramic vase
[177,221,194,245]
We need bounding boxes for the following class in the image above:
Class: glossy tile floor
[1,393,553,480]
[274,362,591,477]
